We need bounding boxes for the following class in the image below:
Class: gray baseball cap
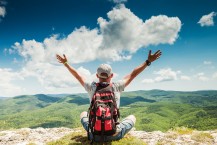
[97,64,112,79]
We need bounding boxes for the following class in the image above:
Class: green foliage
[0,94,61,116]
[0,90,217,132]
[0,102,88,129]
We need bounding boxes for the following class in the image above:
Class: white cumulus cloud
[213,72,217,79]
[198,12,216,27]
[13,28,102,64]
[10,5,181,90]
[195,72,209,81]
[0,6,6,17]
[98,5,181,60]
[109,0,127,4]
[0,68,24,97]
[13,4,182,63]
[203,61,212,65]
[142,68,179,83]
[142,79,155,84]
[180,75,191,80]
[18,62,93,90]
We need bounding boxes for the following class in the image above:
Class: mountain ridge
[0,90,217,132]
[1,89,217,99]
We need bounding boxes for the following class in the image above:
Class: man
[56,50,161,141]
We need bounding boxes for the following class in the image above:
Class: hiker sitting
[56,50,161,142]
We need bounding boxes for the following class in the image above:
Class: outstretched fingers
[154,50,161,55]
[157,52,162,57]
[155,50,162,57]
[56,54,64,63]
[63,54,66,59]
[149,50,152,56]
[56,55,60,60]
[156,55,161,60]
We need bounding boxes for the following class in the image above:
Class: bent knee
[127,115,136,125]
[80,111,88,119]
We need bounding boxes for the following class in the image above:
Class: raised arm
[56,54,85,87]
[123,50,162,87]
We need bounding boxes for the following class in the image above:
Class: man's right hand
[56,54,85,86]
[56,54,68,64]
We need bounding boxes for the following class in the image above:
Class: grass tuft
[27,143,37,145]
[191,132,214,143]
[47,128,146,145]
[172,127,194,135]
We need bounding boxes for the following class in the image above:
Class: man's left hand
[148,50,162,62]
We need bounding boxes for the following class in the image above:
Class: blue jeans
[81,113,135,142]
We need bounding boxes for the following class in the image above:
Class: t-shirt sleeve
[84,81,92,92]
[113,80,125,92]
[84,81,97,93]
[84,81,97,102]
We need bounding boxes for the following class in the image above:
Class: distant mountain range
[0,90,217,131]
[45,93,72,98]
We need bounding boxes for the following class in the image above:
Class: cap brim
[98,75,109,79]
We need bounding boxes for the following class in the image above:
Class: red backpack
[88,82,120,142]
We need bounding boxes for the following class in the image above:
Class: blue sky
[0,0,217,97]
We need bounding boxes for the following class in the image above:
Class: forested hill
[0,90,217,131]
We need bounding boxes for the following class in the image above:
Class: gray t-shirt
[84,81,125,108]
